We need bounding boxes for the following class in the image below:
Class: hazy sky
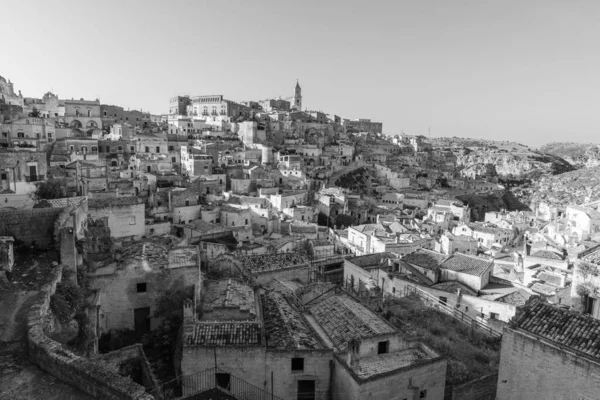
[2,0,599,146]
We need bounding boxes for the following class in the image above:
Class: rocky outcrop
[539,142,600,169]
[456,150,574,178]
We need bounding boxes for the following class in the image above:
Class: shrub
[49,280,85,324]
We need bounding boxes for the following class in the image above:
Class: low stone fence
[444,373,498,400]
[27,264,154,400]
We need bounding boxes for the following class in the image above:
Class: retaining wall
[0,207,64,248]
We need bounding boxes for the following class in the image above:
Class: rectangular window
[156,146,160,153]
[420,389,427,399]
[145,147,149,153]
[136,283,147,293]
[490,312,499,320]
[291,357,304,371]
[129,216,136,225]
[439,296,447,305]
[377,341,389,354]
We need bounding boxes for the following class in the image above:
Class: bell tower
[293,80,302,111]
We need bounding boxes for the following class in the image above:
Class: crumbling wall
[0,208,64,248]
[27,264,154,400]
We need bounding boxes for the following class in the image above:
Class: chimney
[183,298,195,323]
[346,337,361,369]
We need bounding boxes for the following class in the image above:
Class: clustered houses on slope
[1,73,600,400]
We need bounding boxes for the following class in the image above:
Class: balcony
[25,174,45,182]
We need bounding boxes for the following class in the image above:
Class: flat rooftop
[351,347,435,380]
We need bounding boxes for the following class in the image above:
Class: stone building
[343,118,382,134]
[64,99,102,130]
[570,243,600,319]
[100,104,152,129]
[0,149,48,193]
[187,95,251,119]
[1,117,54,148]
[90,241,201,335]
[180,278,446,400]
[87,197,145,239]
[496,299,600,400]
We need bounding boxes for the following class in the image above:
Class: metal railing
[151,368,284,400]
[404,284,502,338]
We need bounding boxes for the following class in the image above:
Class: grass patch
[387,296,501,386]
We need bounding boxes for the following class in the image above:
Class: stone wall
[496,327,600,400]
[27,264,154,400]
[445,373,497,400]
[0,207,64,248]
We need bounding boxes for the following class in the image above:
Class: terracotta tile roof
[168,246,199,269]
[580,244,600,264]
[352,348,434,379]
[402,249,447,271]
[536,272,563,287]
[530,250,564,260]
[202,279,256,318]
[512,301,600,359]
[430,281,477,296]
[309,295,396,351]
[494,289,531,306]
[351,223,385,234]
[46,196,87,208]
[88,196,144,208]
[441,253,493,277]
[186,321,262,346]
[119,242,168,269]
[261,292,323,350]
[529,282,557,296]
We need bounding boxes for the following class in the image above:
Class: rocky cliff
[430,138,575,178]
[539,142,600,169]
[513,165,600,210]
[455,148,574,178]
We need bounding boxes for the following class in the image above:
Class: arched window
[71,120,82,129]
[91,146,97,152]
[86,120,97,128]
[81,146,87,153]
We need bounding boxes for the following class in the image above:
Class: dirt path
[0,249,92,399]
[0,290,38,342]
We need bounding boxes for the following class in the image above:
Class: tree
[335,214,355,229]
[29,107,41,118]
[33,179,66,201]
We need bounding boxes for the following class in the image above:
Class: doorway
[134,307,151,336]
[29,165,37,181]
[297,380,315,400]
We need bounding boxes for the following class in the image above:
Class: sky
[2,0,599,146]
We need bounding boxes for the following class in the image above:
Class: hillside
[514,165,600,210]
[429,137,575,178]
[539,142,600,169]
